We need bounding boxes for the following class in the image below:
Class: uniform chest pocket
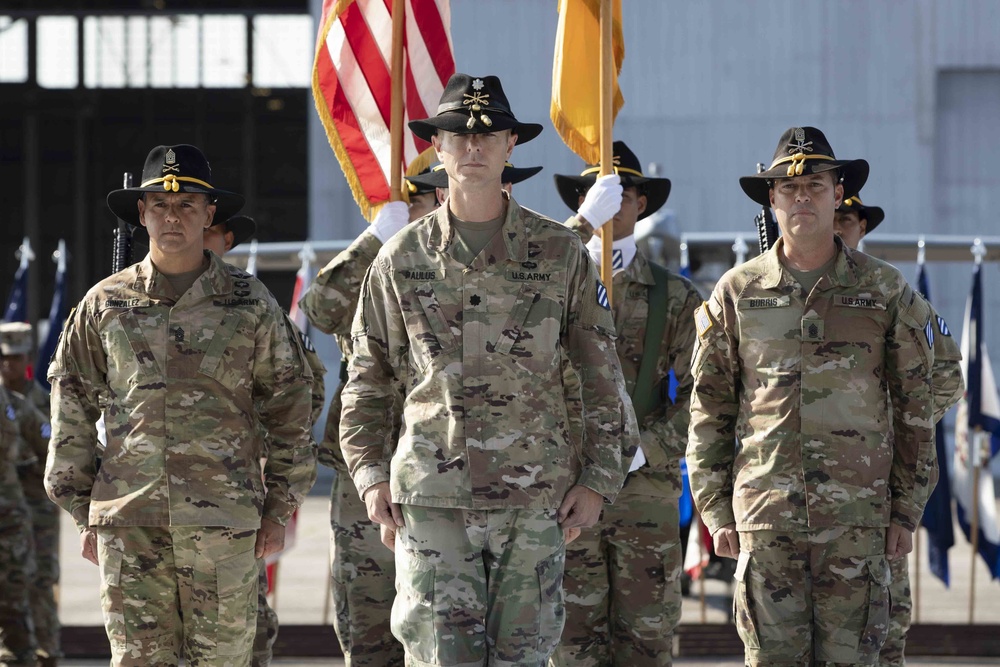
[104,310,161,387]
[405,284,458,371]
[493,283,540,355]
[197,310,255,395]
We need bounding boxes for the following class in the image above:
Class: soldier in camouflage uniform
[549,141,700,667]
[1,323,60,667]
[204,214,327,667]
[1,381,48,667]
[298,169,445,666]
[687,127,938,666]
[45,144,316,667]
[834,196,964,667]
[339,73,636,667]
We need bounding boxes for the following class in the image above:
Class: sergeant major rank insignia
[163,148,179,173]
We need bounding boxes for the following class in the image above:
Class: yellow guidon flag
[550,0,625,164]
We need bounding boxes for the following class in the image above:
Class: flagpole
[388,0,406,203]
[968,429,982,624]
[914,520,921,623]
[598,0,614,306]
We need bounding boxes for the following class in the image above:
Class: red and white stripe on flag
[312,0,455,220]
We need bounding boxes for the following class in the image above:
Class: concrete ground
[56,486,1000,664]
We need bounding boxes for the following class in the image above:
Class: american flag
[312,0,454,219]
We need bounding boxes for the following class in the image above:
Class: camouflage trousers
[0,512,37,667]
[20,464,61,660]
[879,553,910,667]
[550,494,681,667]
[394,505,566,667]
[96,525,259,667]
[329,471,403,667]
[735,527,891,667]
[252,562,278,667]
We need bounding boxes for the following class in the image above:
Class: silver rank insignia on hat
[787,127,813,155]
[472,78,484,91]
[163,148,179,173]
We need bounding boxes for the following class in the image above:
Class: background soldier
[406,161,544,205]
[0,378,47,667]
[45,144,316,666]
[834,195,964,667]
[688,127,938,666]
[297,170,442,667]
[0,323,59,667]
[550,141,700,667]
[340,73,636,666]
[203,214,327,667]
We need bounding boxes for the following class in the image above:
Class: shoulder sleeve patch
[695,301,714,338]
[596,280,610,310]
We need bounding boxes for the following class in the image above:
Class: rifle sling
[630,261,671,426]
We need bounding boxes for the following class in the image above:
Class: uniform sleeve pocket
[215,548,258,656]
[858,554,891,661]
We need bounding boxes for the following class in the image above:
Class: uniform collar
[427,190,529,262]
[619,248,655,287]
[133,251,232,298]
[759,235,858,290]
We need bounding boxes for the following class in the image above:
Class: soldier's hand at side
[80,528,99,566]
[558,485,604,529]
[713,523,740,560]
[255,518,286,560]
[380,524,397,553]
[364,482,404,528]
[885,523,913,561]
[565,527,582,544]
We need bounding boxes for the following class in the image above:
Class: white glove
[369,201,410,243]
[576,174,622,230]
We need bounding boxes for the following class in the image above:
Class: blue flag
[916,263,955,585]
[954,261,1000,580]
[35,242,68,391]
[3,245,30,323]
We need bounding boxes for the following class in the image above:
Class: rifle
[112,172,134,273]
[753,162,779,254]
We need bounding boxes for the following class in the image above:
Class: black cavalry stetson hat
[553,140,671,221]
[408,74,543,145]
[838,195,885,234]
[107,144,245,227]
[404,166,439,197]
[215,214,257,249]
[407,162,544,190]
[740,127,869,206]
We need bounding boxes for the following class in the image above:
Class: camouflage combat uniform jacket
[1,386,44,522]
[342,196,635,509]
[602,253,700,498]
[687,237,935,535]
[299,230,384,474]
[46,252,316,532]
[563,218,701,498]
